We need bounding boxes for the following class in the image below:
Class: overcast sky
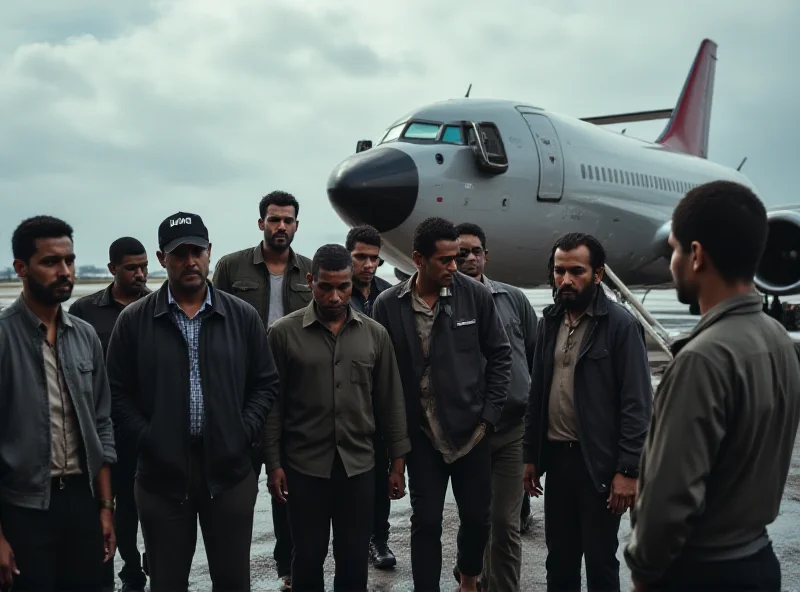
[1,0,797,270]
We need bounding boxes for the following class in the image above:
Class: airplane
[326,38,800,314]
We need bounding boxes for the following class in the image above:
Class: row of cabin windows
[580,164,699,194]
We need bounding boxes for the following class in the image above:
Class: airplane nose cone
[327,147,419,232]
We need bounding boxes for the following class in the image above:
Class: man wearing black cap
[106,212,281,592]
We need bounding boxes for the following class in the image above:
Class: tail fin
[655,39,717,158]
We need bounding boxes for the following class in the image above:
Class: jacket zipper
[199,318,213,500]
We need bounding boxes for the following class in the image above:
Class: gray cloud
[1,0,798,268]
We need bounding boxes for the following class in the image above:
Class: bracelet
[98,499,115,511]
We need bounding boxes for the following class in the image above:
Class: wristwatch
[98,498,115,511]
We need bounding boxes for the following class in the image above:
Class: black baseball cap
[158,212,210,254]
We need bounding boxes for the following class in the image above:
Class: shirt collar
[167,284,212,313]
[302,300,362,329]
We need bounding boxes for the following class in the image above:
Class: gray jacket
[482,276,538,432]
[0,295,116,510]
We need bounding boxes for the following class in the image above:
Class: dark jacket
[482,276,538,432]
[625,293,800,584]
[0,296,116,510]
[523,287,652,493]
[350,275,392,317]
[68,282,152,356]
[212,244,313,327]
[372,272,512,448]
[106,280,280,500]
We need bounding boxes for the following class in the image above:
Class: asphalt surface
[1,283,799,591]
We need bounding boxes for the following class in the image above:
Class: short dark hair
[547,232,606,288]
[454,222,487,249]
[109,237,146,265]
[345,225,382,251]
[259,190,299,219]
[11,215,74,263]
[311,244,353,280]
[412,217,459,258]
[672,180,767,282]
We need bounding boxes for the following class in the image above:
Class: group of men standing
[1,181,799,592]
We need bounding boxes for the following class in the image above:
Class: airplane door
[521,113,564,201]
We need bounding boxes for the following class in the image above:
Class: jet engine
[754,210,800,296]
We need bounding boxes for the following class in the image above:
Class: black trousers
[0,474,106,592]
[285,453,374,592]
[408,429,492,591]
[652,542,781,591]
[372,433,391,542]
[252,447,293,578]
[543,441,622,592]
[135,443,258,592]
[102,445,147,588]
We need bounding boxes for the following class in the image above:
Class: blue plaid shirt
[168,286,212,437]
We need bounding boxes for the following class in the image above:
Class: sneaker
[369,538,397,569]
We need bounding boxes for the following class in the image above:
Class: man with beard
[213,190,312,590]
[263,244,410,591]
[373,217,512,592]
[344,225,397,569]
[0,215,117,592]
[70,237,150,592]
[107,212,280,591]
[454,222,538,592]
[522,232,652,592]
[625,181,800,592]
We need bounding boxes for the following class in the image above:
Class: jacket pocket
[232,280,260,293]
[289,282,313,304]
[76,359,94,397]
[350,360,373,386]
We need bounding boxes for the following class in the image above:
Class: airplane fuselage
[351,98,755,289]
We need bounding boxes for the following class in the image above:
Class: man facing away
[69,236,150,592]
[625,181,800,592]
[264,244,410,592]
[212,190,311,591]
[0,216,117,592]
[523,232,653,592]
[373,216,512,592]
[454,222,538,591]
[345,224,398,569]
[107,212,280,592]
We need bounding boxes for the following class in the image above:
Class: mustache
[53,278,73,288]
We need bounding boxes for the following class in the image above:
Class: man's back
[642,294,800,551]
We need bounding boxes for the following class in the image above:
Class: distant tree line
[0,265,168,282]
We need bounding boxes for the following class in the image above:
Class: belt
[547,440,580,449]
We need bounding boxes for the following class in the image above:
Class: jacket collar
[98,282,152,307]
[302,300,362,329]
[252,243,301,272]
[397,271,458,300]
[542,283,609,320]
[153,279,223,318]
[9,293,72,330]
[481,274,506,295]
[671,291,764,355]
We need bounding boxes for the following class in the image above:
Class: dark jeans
[252,447,293,578]
[544,441,622,592]
[372,433,391,542]
[652,542,781,591]
[285,453,374,592]
[102,446,147,588]
[135,442,258,592]
[0,474,105,592]
[408,428,492,591]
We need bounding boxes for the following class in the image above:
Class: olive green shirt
[263,301,411,479]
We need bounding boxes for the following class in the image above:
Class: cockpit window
[403,122,441,140]
[379,123,405,144]
[441,125,465,145]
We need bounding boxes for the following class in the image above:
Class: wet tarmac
[2,281,799,591]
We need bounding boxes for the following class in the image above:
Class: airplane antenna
[736,156,747,171]
[465,83,472,98]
